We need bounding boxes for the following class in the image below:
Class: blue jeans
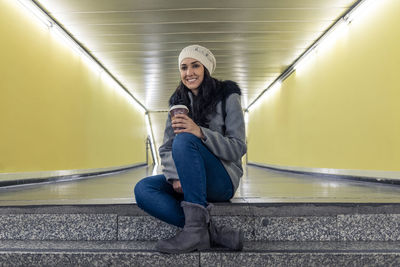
[134,133,233,228]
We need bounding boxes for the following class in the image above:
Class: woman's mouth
[186,78,197,83]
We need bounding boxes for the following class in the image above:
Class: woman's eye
[193,64,200,68]
[180,66,187,71]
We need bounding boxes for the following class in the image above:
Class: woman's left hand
[171,114,204,139]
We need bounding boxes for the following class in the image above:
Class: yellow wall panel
[0,1,147,175]
[248,0,400,171]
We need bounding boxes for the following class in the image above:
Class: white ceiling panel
[35,0,360,111]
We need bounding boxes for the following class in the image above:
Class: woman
[134,44,247,254]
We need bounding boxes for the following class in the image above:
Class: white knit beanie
[178,45,216,75]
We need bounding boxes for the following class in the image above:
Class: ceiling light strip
[245,0,367,112]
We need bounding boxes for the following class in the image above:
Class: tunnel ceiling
[35,0,359,111]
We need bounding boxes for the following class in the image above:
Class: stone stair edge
[1,202,400,216]
[1,240,400,253]
[1,250,399,267]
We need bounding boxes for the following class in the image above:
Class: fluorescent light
[262,80,281,102]
[51,24,84,56]
[18,0,147,116]
[294,18,347,74]
[269,81,282,92]
[293,47,316,73]
[295,0,377,73]
[344,0,374,23]
[319,19,347,51]
[17,0,53,28]
[247,0,382,112]
[244,111,249,125]
[247,80,282,112]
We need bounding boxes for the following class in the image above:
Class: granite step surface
[0,240,399,266]
[1,203,400,242]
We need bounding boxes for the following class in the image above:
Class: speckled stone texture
[210,204,253,216]
[1,240,400,266]
[212,216,255,241]
[118,216,179,240]
[245,203,400,217]
[119,213,400,242]
[256,216,338,241]
[0,240,197,267]
[2,204,400,243]
[338,214,400,241]
[0,252,199,267]
[118,214,254,241]
[0,214,117,241]
[0,240,155,251]
[200,253,400,267]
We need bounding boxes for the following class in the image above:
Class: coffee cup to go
[169,105,189,130]
[169,105,189,120]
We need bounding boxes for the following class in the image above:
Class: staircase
[1,203,400,266]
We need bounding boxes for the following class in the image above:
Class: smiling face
[180,58,205,95]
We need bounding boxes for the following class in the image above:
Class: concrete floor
[0,165,400,206]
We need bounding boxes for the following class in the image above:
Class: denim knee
[172,132,200,152]
[134,179,147,208]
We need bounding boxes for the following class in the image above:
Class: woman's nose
[186,67,194,75]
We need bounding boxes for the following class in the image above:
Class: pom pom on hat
[178,45,216,75]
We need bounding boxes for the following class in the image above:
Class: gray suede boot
[155,201,210,254]
[207,204,244,251]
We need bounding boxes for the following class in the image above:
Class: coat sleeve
[158,114,179,181]
[200,93,247,162]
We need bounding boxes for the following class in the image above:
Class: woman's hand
[172,180,183,194]
[171,114,204,139]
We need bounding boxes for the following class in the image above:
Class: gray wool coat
[159,83,247,193]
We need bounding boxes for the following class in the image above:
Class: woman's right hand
[172,180,183,194]
[171,114,204,139]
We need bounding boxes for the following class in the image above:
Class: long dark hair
[169,69,224,127]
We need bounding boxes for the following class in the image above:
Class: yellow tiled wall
[0,1,147,175]
[248,0,400,171]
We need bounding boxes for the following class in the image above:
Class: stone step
[0,240,399,266]
[1,203,400,242]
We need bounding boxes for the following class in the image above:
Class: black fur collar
[219,80,242,99]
